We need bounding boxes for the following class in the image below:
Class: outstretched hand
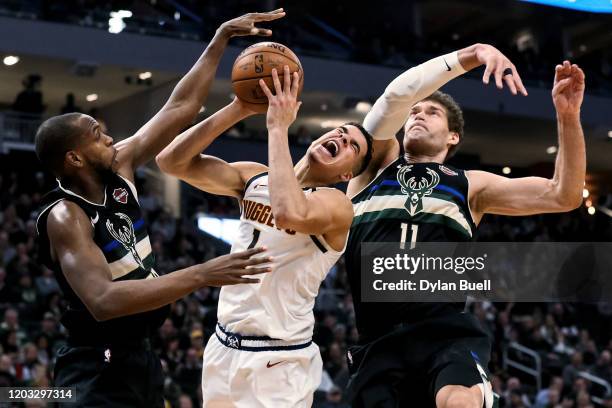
[217,8,285,39]
[259,65,302,131]
[552,61,585,116]
[476,44,528,96]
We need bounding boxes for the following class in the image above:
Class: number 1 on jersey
[400,223,418,249]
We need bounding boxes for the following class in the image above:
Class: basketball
[231,42,304,104]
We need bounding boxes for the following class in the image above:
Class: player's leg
[201,335,234,407]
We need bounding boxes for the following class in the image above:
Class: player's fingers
[503,74,517,95]
[252,9,285,21]
[575,66,586,83]
[242,266,273,275]
[251,27,272,36]
[271,68,282,95]
[234,246,268,259]
[259,79,274,100]
[243,256,274,266]
[234,278,261,284]
[494,59,505,89]
[482,62,494,85]
[283,65,291,93]
[291,72,300,97]
[552,77,571,95]
[512,70,528,96]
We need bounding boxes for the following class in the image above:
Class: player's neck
[294,158,324,188]
[58,171,108,204]
[403,151,446,164]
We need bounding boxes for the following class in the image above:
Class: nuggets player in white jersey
[156,66,373,407]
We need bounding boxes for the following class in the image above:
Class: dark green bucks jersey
[346,158,477,337]
[36,173,169,343]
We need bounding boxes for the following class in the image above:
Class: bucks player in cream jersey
[157,66,372,407]
[344,45,586,408]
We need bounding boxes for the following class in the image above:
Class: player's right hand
[477,44,528,96]
[217,9,286,39]
[259,65,302,131]
[199,247,272,286]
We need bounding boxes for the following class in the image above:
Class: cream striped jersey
[36,173,168,343]
[217,173,345,342]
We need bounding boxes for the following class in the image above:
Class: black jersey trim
[244,171,268,192]
[310,235,328,253]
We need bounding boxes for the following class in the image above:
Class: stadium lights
[138,71,152,80]
[585,199,592,207]
[321,119,346,129]
[502,167,511,175]
[583,188,589,198]
[174,11,181,21]
[608,131,612,139]
[355,101,372,113]
[108,10,133,34]
[86,93,98,102]
[546,146,557,154]
[588,206,596,215]
[3,55,19,66]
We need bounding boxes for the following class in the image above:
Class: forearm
[363,49,467,140]
[157,101,250,173]
[267,127,309,221]
[552,113,585,207]
[96,265,204,321]
[166,32,229,111]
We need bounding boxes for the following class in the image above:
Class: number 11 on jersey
[400,223,418,250]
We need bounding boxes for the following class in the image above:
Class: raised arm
[260,67,353,237]
[156,99,266,198]
[47,201,271,321]
[115,9,286,179]
[468,61,585,223]
[348,43,528,197]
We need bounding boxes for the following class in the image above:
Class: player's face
[70,114,118,174]
[307,125,368,183]
[403,100,458,157]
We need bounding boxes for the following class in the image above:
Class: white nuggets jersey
[217,173,345,342]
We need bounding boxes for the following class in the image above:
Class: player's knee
[438,389,481,408]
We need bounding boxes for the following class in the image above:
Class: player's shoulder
[47,200,91,236]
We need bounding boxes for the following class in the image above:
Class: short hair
[421,91,464,159]
[344,122,374,177]
[35,113,83,173]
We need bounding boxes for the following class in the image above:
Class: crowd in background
[0,0,611,95]
[0,150,611,407]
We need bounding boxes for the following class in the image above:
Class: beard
[91,160,116,184]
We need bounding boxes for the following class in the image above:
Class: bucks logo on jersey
[396,165,440,216]
[106,212,145,269]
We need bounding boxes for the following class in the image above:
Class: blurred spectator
[563,352,586,387]
[12,74,45,115]
[60,93,82,114]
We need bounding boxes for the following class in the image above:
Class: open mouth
[322,140,339,157]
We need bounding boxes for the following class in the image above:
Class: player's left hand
[552,60,585,116]
[477,44,528,96]
[260,65,302,131]
[217,8,285,39]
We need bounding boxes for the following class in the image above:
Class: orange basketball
[231,42,304,104]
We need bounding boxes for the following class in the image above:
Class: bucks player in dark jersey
[34,10,285,407]
[345,46,586,408]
